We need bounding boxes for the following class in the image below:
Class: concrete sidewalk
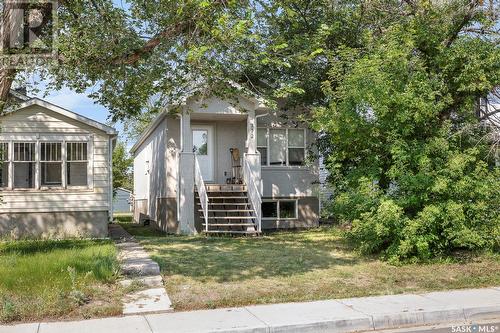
[2,287,499,333]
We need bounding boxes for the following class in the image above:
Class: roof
[115,187,132,194]
[2,97,118,136]
[130,90,269,154]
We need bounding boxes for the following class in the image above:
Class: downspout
[109,136,117,222]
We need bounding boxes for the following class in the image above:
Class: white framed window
[40,142,63,187]
[0,140,90,190]
[0,142,9,188]
[13,142,36,189]
[257,128,306,166]
[262,199,298,219]
[66,142,88,187]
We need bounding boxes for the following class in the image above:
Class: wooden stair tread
[207,196,249,199]
[203,230,260,234]
[198,209,254,212]
[206,216,255,220]
[202,223,256,226]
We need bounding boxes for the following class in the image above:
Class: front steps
[196,184,260,236]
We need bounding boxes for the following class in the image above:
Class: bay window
[66,142,88,187]
[257,128,306,166]
[40,142,62,187]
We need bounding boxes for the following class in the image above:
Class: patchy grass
[119,222,166,237]
[123,224,500,311]
[0,239,122,323]
[113,214,133,223]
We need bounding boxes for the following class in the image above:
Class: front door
[192,125,215,182]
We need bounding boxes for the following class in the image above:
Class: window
[0,142,8,188]
[67,142,88,186]
[288,129,305,166]
[262,199,297,219]
[193,130,208,155]
[40,142,62,186]
[257,128,306,166]
[257,128,267,166]
[13,142,35,189]
[279,200,297,219]
[262,201,278,218]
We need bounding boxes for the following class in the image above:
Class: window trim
[0,138,92,191]
[257,127,306,167]
[0,141,11,189]
[262,198,299,220]
[39,141,63,189]
[66,141,90,189]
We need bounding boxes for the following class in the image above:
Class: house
[130,93,320,235]
[113,187,132,214]
[0,93,117,238]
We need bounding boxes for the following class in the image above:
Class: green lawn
[120,223,500,311]
[0,239,122,323]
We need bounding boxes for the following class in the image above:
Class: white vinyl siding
[0,105,111,213]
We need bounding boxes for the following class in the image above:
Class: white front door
[192,125,215,182]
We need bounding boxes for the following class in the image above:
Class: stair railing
[243,153,262,232]
[195,156,209,232]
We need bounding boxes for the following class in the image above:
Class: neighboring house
[0,93,117,238]
[113,187,132,214]
[131,93,320,235]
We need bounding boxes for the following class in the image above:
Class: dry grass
[0,239,123,323]
[121,224,500,311]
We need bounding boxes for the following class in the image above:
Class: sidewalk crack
[244,307,271,332]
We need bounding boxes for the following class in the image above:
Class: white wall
[0,105,113,213]
[132,118,167,220]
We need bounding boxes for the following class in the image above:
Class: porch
[177,107,263,235]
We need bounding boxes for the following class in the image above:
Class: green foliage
[312,2,500,262]
[112,141,133,192]
[0,239,121,322]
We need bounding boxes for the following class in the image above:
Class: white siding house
[131,93,320,235]
[113,188,132,214]
[0,97,117,238]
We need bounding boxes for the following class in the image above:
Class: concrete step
[119,275,164,288]
[121,258,161,277]
[122,287,173,315]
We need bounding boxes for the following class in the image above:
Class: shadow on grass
[137,228,363,283]
[0,239,112,255]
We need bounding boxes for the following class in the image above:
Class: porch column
[247,109,257,154]
[178,110,197,235]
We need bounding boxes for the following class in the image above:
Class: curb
[1,288,499,333]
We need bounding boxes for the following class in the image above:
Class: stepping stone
[120,275,164,288]
[123,288,173,315]
[121,258,161,276]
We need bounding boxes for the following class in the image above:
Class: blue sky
[32,86,111,125]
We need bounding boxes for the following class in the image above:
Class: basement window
[262,199,298,219]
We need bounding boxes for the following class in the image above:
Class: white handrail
[243,154,262,232]
[195,157,209,231]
